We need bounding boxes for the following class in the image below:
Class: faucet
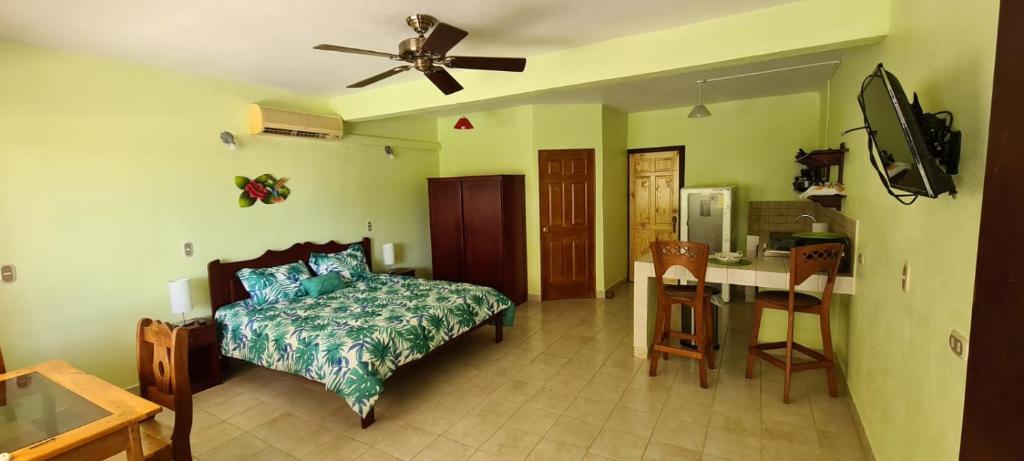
[795,214,817,224]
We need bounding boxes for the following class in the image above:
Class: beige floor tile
[817,430,866,461]
[708,408,762,438]
[224,400,287,431]
[641,440,701,461]
[374,423,438,460]
[403,401,466,435]
[250,413,337,457]
[564,396,616,426]
[506,404,562,436]
[480,426,542,461]
[650,413,707,452]
[470,395,526,424]
[300,434,371,461]
[443,415,503,448]
[593,366,638,385]
[761,439,828,461]
[497,380,543,403]
[468,450,506,461]
[198,433,267,461]
[412,437,476,461]
[588,427,649,461]
[702,428,761,461]
[191,421,244,455]
[544,372,590,395]
[545,414,602,449]
[762,419,819,450]
[578,379,628,404]
[617,387,670,413]
[526,438,588,461]
[604,406,659,437]
[204,392,262,420]
[356,448,404,461]
[249,446,299,461]
[530,387,577,413]
[437,385,492,413]
[561,359,604,379]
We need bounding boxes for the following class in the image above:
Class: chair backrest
[650,240,711,295]
[136,319,192,459]
[789,243,844,303]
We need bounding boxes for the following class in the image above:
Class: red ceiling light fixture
[453,116,474,130]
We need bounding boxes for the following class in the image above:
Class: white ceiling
[0,0,797,95]
[411,51,843,117]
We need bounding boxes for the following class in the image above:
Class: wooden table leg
[126,422,144,461]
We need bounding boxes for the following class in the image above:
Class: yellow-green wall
[627,92,824,242]
[0,41,440,388]
[824,0,999,459]
[602,107,629,289]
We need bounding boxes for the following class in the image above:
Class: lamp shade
[382,243,396,266]
[168,278,193,314]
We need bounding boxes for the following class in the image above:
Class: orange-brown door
[539,149,596,300]
[628,150,681,280]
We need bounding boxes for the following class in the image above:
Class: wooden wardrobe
[427,175,527,305]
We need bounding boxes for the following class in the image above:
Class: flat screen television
[857,63,960,200]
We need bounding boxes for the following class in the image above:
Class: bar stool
[648,240,717,388]
[745,242,844,402]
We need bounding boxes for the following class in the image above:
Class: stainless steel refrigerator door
[685,192,726,253]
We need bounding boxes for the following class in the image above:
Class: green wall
[824,0,999,459]
[437,104,629,297]
[627,91,824,242]
[0,41,440,388]
[601,107,629,289]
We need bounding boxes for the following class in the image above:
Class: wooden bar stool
[648,240,717,388]
[745,242,844,402]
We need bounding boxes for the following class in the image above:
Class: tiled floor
[171,284,868,461]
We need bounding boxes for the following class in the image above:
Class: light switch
[182,241,194,258]
[366,220,373,232]
[949,330,967,359]
[1,264,16,283]
[901,262,911,292]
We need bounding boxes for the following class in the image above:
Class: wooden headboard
[207,238,372,315]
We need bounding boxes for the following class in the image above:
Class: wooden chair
[745,243,844,402]
[0,344,6,374]
[130,319,193,461]
[648,240,718,388]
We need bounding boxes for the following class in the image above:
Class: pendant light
[688,80,711,118]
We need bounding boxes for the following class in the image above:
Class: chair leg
[745,303,763,379]
[783,309,795,403]
[820,308,839,398]
[649,298,668,377]
[704,298,716,370]
[693,301,708,389]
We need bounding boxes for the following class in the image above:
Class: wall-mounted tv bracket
[842,125,921,205]
[910,93,961,176]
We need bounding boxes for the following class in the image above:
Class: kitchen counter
[632,251,855,358]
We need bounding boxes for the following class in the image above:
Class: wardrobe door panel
[428,180,465,282]
[461,179,505,290]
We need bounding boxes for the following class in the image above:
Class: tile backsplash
[748,200,857,245]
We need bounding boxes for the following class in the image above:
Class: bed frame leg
[494,313,504,343]
[360,407,375,429]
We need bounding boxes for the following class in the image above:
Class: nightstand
[382,267,416,277]
[179,318,222,393]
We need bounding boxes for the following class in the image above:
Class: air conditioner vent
[249,104,343,140]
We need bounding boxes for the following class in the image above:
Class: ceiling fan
[314,14,527,95]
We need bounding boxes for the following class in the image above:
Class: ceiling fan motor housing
[405,14,437,35]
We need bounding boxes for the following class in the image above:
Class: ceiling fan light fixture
[688,81,712,118]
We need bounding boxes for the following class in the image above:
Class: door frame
[960,0,1023,457]
[538,148,597,301]
[626,146,685,280]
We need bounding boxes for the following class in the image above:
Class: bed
[207,238,514,428]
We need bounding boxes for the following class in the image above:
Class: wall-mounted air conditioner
[248,104,343,140]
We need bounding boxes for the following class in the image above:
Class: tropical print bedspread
[215,274,515,417]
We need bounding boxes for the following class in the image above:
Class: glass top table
[0,372,112,454]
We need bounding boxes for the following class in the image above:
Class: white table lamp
[382,243,396,271]
[168,278,193,325]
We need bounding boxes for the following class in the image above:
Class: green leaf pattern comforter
[215,274,514,417]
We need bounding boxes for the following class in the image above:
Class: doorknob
[542,227,550,233]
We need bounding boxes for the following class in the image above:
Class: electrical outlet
[901,262,911,292]
[949,330,967,359]
[366,220,373,232]
[1,264,15,283]
[182,241,194,258]
[857,253,865,266]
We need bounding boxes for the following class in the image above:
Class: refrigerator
[679,186,734,300]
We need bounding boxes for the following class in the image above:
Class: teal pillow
[301,272,346,297]
[309,245,371,280]
[236,261,311,306]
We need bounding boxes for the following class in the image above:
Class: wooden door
[628,149,682,280]
[539,149,596,300]
[461,178,505,290]
[427,180,465,282]
[960,0,1024,457]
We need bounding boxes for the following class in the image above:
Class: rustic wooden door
[539,149,596,300]
[628,149,682,280]
[461,178,505,290]
[960,0,1024,457]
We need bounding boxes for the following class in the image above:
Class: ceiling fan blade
[347,66,412,88]
[446,56,527,72]
[314,44,398,59]
[421,23,468,55]
[424,67,464,95]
